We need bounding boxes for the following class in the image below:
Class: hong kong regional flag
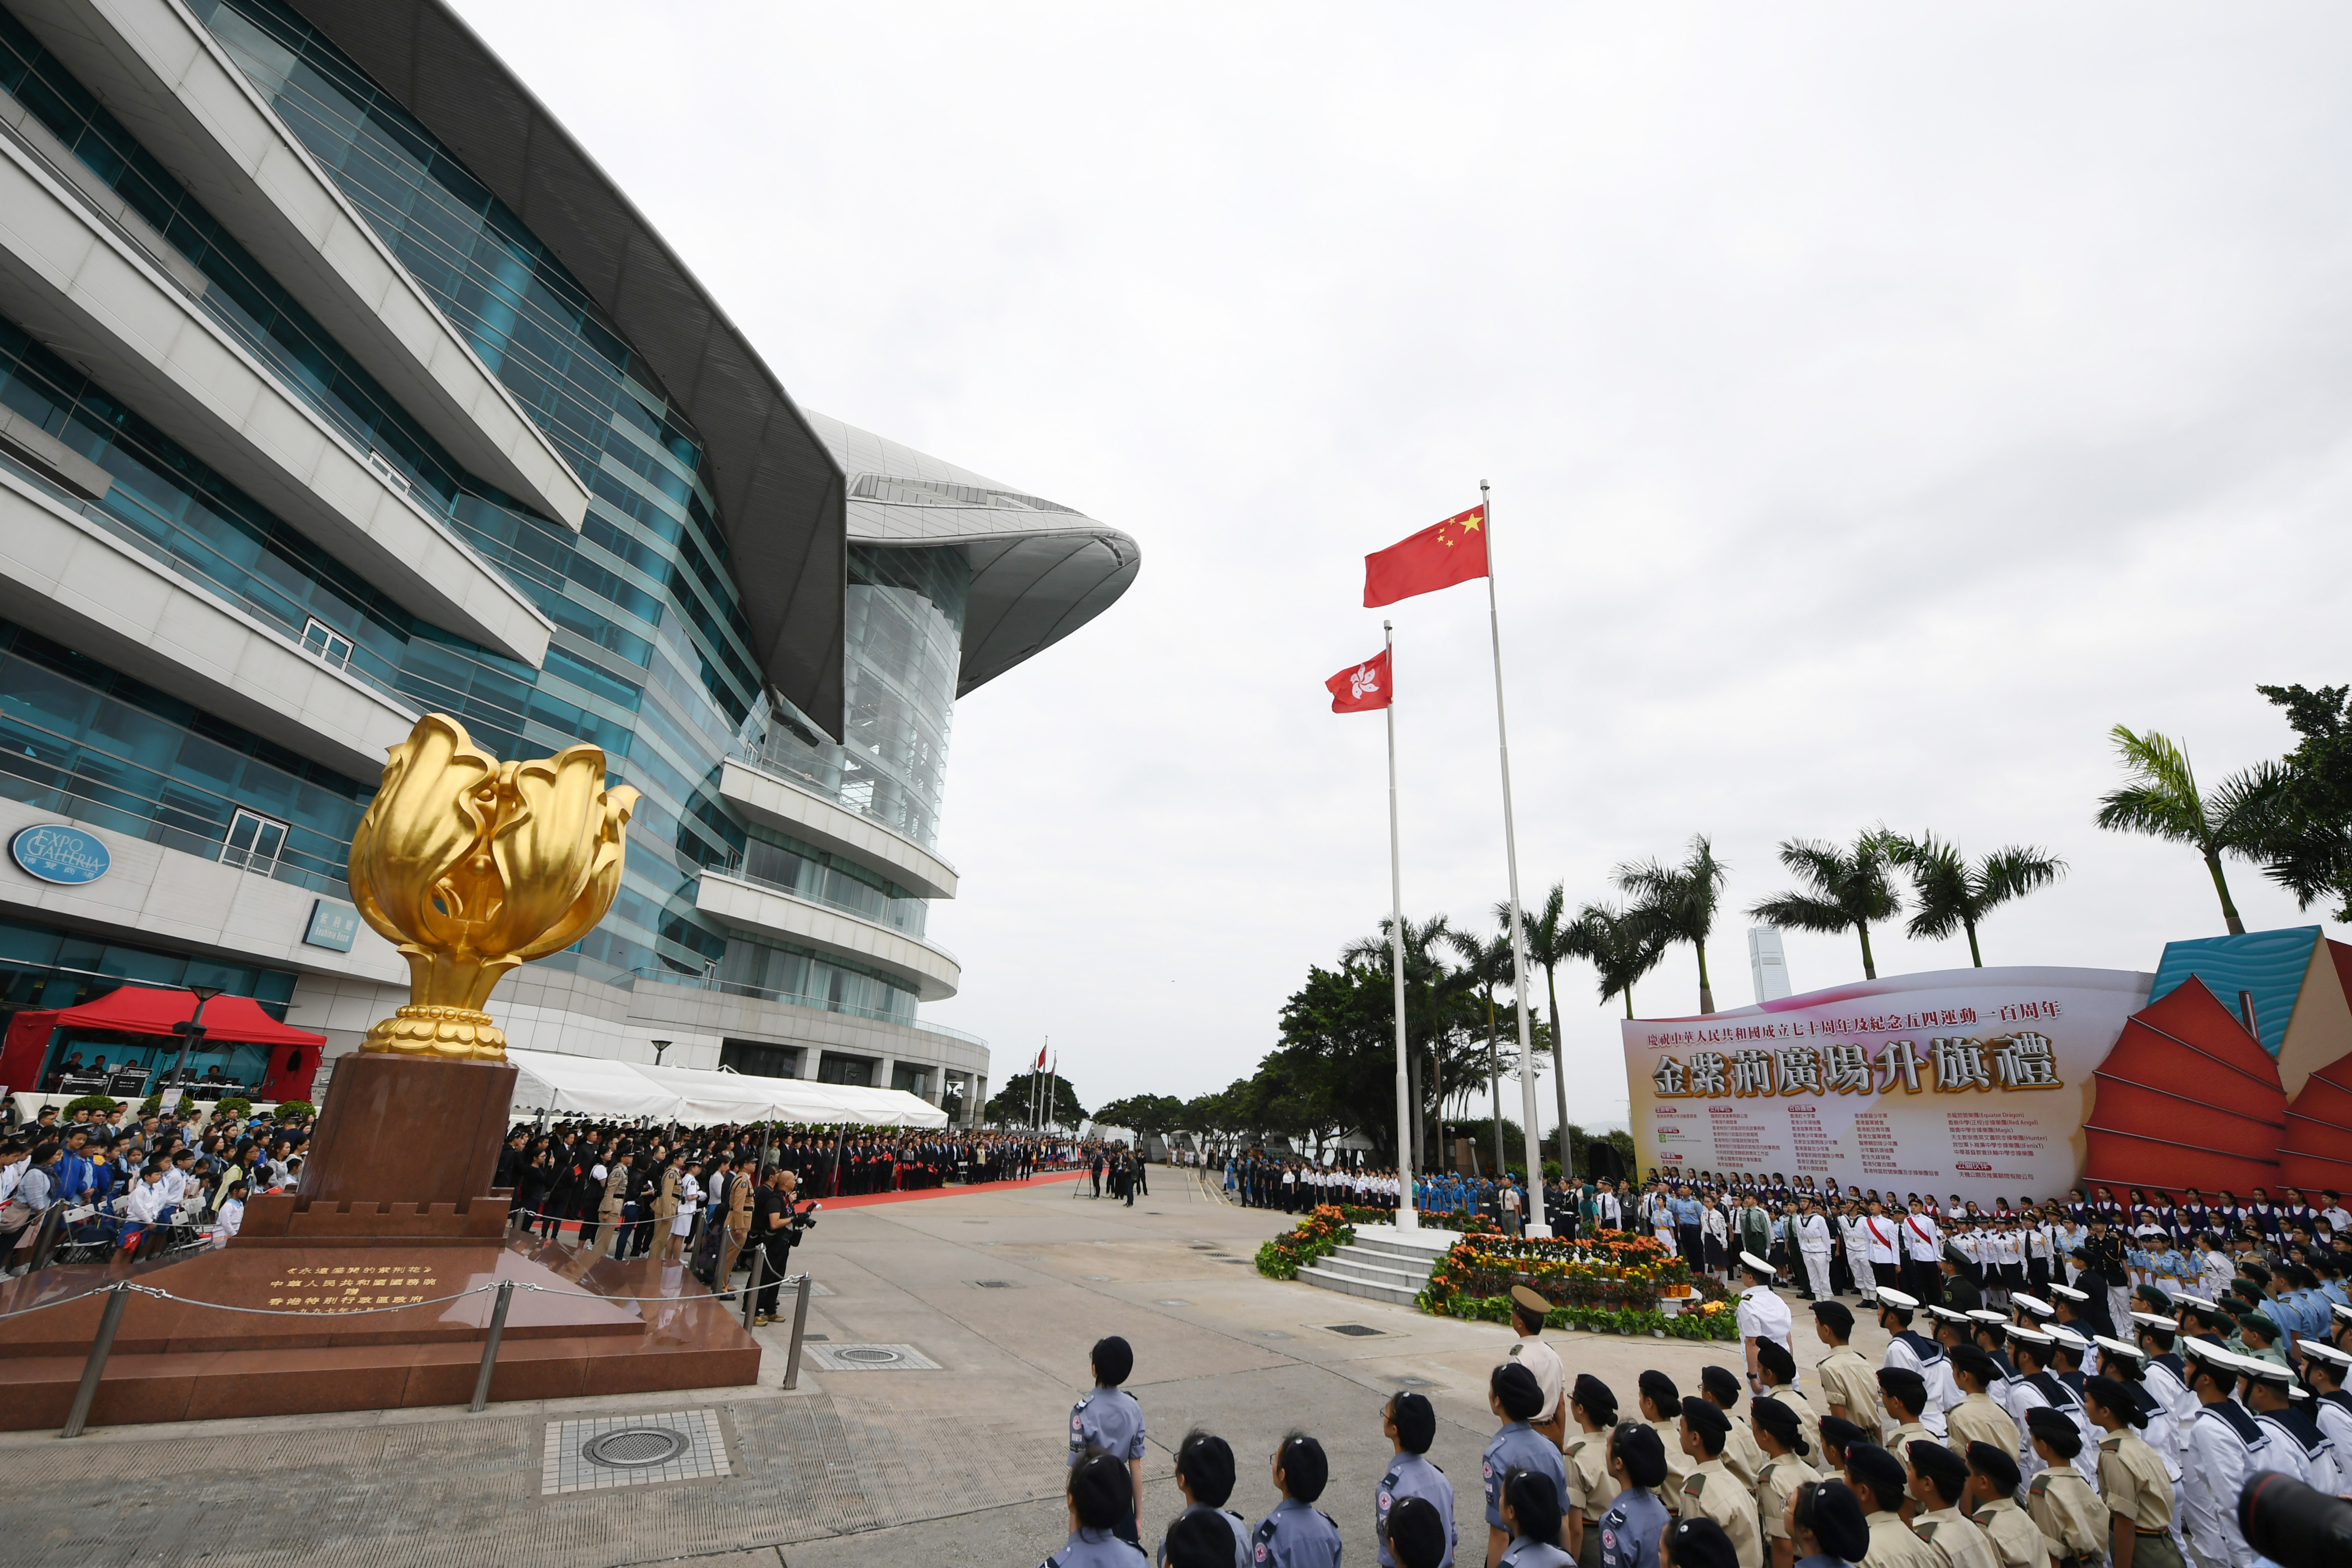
[1325,647,1393,713]
[1363,505,1488,607]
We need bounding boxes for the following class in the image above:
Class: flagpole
[1383,619,1418,1230]
[1481,480,1551,1237]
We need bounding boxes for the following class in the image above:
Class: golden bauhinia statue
[346,714,638,1061]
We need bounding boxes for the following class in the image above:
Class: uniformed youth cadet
[1752,1343,1820,1465]
[1498,1467,1576,1568]
[1070,1335,1148,1543]
[1674,1397,1762,1568]
[1046,1451,1150,1568]
[1164,1431,1250,1568]
[1844,1444,1940,1568]
[1809,1302,1886,1438]
[1563,1375,1622,1568]
[1255,1434,1343,1568]
[1961,1442,2047,1568]
[1386,1498,1452,1568]
[2179,1341,2269,1568]
[1735,1253,1794,1398]
[1695,1367,1765,1487]
[1595,1423,1672,1568]
[1509,1285,1567,1424]
[1946,1348,2021,1461]
[1905,1441,1999,1568]
[1747,1400,1817,1568]
[1377,1392,1457,1568]
[1638,1372,1696,1509]
[2083,1374,2182,1568]
[2022,1408,2105,1568]
[1489,1364,1572,1563]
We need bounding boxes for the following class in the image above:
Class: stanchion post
[470,1279,514,1413]
[741,1245,764,1330]
[781,1272,812,1390]
[61,1283,130,1438]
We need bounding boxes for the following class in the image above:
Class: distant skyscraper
[1749,926,1792,1004]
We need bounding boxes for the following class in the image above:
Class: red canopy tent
[0,986,324,1105]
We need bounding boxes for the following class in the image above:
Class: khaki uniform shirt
[1720,1409,1767,1486]
[1865,1509,1944,1568]
[2025,1466,2106,1561]
[598,1164,627,1219]
[1754,1452,1820,1543]
[654,1167,679,1220]
[1651,1418,1696,1510]
[1967,1496,2050,1568]
[1913,1505,2001,1568]
[1886,1420,1934,1479]
[2096,1429,2174,1534]
[1816,1347,1886,1434]
[1946,1392,2019,1465]
[1679,1457,1763,1568]
[1758,1384,1823,1465]
[1509,1333,1565,1425]
[726,1176,753,1241]
[1565,1429,1620,1520]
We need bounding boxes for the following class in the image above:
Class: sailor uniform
[2181,1399,2269,1568]
[1884,1329,1958,1438]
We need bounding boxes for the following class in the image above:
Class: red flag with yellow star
[1362,504,1488,606]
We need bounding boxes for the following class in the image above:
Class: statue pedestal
[0,1053,762,1428]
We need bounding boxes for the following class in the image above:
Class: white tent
[505,1047,682,1121]
[501,1049,948,1129]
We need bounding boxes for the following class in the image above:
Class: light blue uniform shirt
[1252,1496,1343,1568]
[1596,1487,1669,1568]
[1045,1527,1149,1568]
[1070,1385,1146,1465]
[1500,1540,1575,1568]
[1375,1452,1455,1567]
[1482,1422,1570,1528]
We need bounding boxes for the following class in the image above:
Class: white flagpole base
[1523,1222,1553,1239]
[1395,1206,1419,1230]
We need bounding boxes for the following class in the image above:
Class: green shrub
[62,1094,122,1117]
[272,1100,315,1121]
[211,1096,254,1120]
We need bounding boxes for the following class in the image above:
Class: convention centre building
[0,0,1138,1118]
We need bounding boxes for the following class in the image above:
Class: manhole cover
[1326,1324,1384,1337]
[803,1334,829,1341]
[1391,1376,1439,1389]
[582,1428,690,1468]
[836,1346,904,1364]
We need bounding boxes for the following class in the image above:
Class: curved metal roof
[285,0,846,737]
[805,413,1142,696]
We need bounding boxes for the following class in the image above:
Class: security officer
[1376,1392,1455,1568]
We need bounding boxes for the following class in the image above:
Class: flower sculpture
[347,714,638,1060]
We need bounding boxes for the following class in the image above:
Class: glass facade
[758,545,968,850]
[0,620,369,897]
[0,0,977,1036]
[0,912,297,1017]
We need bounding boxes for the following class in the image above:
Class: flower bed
[1427,1290,1738,1340]
[1417,1229,1697,1318]
[1256,1205,1356,1279]
[1324,1204,1497,1235]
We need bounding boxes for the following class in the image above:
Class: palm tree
[1446,925,1517,1178]
[1511,882,1579,1156]
[1341,914,1464,1173]
[2094,726,2267,935]
[1563,899,1670,1017]
[1886,833,2067,965]
[1748,830,1903,981]
[1616,835,1729,1014]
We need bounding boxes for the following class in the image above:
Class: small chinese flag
[1325,647,1392,713]
[1363,504,1488,607]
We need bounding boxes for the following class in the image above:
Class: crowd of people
[0,1098,316,1271]
[1052,1206,2352,1568]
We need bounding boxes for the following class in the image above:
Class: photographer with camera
[749,1166,818,1325]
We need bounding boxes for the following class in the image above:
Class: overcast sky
[460,3,2352,1131]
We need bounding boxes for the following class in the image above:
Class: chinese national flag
[1363,505,1488,607]
[1325,647,1393,713]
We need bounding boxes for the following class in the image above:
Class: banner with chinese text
[1621,967,2153,1203]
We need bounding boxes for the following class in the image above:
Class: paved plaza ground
[2,1172,1896,1568]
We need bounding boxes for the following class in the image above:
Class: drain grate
[802,1341,940,1372]
[583,1428,688,1469]
[1325,1324,1385,1337]
[973,1279,1017,1288]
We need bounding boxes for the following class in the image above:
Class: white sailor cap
[2332,1301,2352,1324]
[2181,1338,2242,1371]
[2175,1294,2220,1313]
[1739,1251,1775,1276]
[2241,1357,2294,1386]
[2093,1334,2146,1363]
[1876,1288,1919,1311]
[2129,1311,2181,1333]
[2047,1326,2091,1355]
[2290,1384,2313,1402]
[2010,1294,2054,1319]
[2299,1340,2352,1369]
[1928,1305,1971,1325]
[2049,1283,2090,1303]
[2006,1324,2055,1348]
[1966,1309,2010,1327]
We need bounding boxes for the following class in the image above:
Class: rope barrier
[0,1281,131,1320]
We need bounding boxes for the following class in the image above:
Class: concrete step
[1311,1250,1431,1292]
[1349,1236,1453,1268]
[1296,1262,1422,1306]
